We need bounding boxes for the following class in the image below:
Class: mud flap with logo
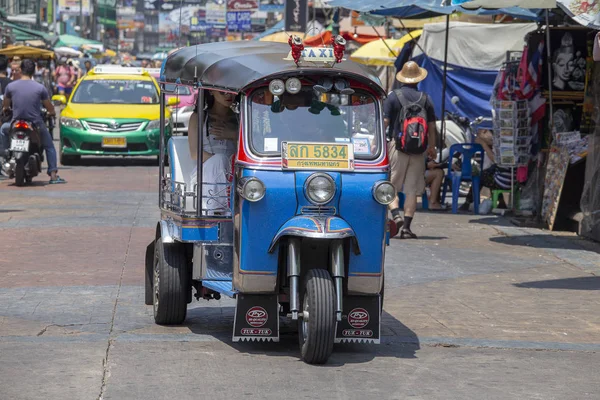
[335,295,381,344]
[232,294,279,342]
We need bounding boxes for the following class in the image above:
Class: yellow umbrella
[350,30,423,66]
[0,45,54,59]
[259,31,305,43]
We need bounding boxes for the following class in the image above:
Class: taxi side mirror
[167,97,180,107]
[52,94,67,105]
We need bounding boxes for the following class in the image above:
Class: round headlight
[285,77,302,94]
[237,177,266,202]
[372,181,396,205]
[305,173,335,205]
[269,79,285,96]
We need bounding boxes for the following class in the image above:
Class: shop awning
[0,21,55,44]
[350,30,423,66]
[0,45,54,59]
[55,34,103,49]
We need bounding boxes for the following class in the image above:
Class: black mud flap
[335,295,381,344]
[232,294,279,342]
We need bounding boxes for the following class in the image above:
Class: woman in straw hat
[384,61,438,239]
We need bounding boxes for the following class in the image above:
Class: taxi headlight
[237,177,266,202]
[372,181,395,205]
[305,173,335,205]
[60,117,83,129]
[147,119,170,130]
[285,78,302,94]
[269,79,285,96]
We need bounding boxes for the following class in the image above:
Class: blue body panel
[238,169,297,275]
[239,168,387,278]
[339,173,388,277]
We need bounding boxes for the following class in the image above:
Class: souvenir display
[492,100,532,166]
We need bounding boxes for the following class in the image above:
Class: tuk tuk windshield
[249,87,381,159]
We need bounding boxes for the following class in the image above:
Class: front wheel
[60,151,80,166]
[298,269,336,364]
[153,239,189,325]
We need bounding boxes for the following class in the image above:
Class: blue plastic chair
[441,143,484,214]
[397,192,429,210]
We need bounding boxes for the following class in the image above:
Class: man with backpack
[384,61,437,239]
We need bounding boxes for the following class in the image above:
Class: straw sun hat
[396,61,428,84]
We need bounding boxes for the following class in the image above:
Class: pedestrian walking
[384,61,437,239]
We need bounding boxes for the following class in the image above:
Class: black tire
[25,175,33,184]
[144,241,155,305]
[298,269,336,364]
[153,239,189,325]
[60,152,80,166]
[15,163,25,186]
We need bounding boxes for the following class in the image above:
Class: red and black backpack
[393,90,429,154]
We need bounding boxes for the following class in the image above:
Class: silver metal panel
[159,220,175,243]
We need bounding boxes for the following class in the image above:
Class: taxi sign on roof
[284,47,345,64]
[91,66,147,75]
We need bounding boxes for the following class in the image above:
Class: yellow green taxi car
[53,66,178,164]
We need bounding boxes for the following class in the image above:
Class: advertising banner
[117,7,136,30]
[284,0,307,32]
[227,11,252,31]
[557,0,600,29]
[58,0,91,16]
[206,2,227,28]
[227,0,259,11]
[259,0,285,12]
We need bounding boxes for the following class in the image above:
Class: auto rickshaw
[146,39,394,364]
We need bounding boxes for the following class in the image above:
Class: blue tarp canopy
[326,0,543,20]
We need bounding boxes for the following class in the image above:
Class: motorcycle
[42,107,55,139]
[3,119,44,186]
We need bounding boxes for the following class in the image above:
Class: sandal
[399,228,418,239]
[49,176,67,184]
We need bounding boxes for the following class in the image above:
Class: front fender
[268,215,360,254]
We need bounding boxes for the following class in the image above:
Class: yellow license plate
[102,137,127,148]
[281,142,354,171]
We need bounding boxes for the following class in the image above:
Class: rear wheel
[153,239,189,325]
[144,241,155,305]
[298,269,336,364]
[14,162,25,186]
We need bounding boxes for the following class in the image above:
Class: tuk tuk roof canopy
[161,41,385,95]
[0,45,54,59]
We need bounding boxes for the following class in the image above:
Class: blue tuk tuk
[145,39,395,364]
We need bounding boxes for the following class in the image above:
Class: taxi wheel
[298,269,335,365]
[144,241,155,305]
[60,152,80,166]
[153,239,189,325]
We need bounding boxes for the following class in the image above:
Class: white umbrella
[54,47,83,57]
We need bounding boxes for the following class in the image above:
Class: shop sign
[227,11,252,32]
[227,0,259,11]
[58,0,91,16]
[190,17,212,34]
[284,0,307,32]
[206,2,227,28]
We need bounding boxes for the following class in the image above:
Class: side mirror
[451,96,460,105]
[167,97,180,107]
[52,94,67,105]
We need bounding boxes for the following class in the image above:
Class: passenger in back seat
[187,90,239,214]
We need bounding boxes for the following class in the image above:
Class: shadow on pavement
[467,216,512,227]
[514,276,600,290]
[489,234,600,254]
[62,157,158,168]
[0,209,22,213]
[185,307,420,365]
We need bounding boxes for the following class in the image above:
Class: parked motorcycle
[3,119,44,186]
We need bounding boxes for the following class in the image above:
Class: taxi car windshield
[71,79,160,104]
[249,87,380,160]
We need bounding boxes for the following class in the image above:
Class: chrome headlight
[147,119,170,130]
[305,173,335,205]
[372,181,395,205]
[60,117,83,129]
[285,78,302,94]
[237,177,266,202]
[269,79,285,96]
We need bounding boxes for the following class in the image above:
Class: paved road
[1,144,599,399]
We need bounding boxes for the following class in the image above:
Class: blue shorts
[57,85,72,95]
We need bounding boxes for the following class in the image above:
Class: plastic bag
[479,199,493,215]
